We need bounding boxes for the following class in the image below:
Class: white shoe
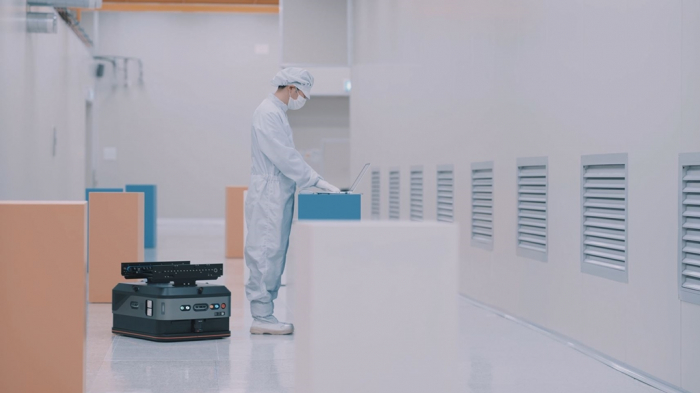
[250,319,294,335]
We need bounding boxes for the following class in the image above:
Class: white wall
[350,1,700,391]
[85,11,280,218]
[281,0,348,66]
[288,96,351,188]
[0,2,93,201]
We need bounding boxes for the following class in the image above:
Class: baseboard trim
[459,294,690,393]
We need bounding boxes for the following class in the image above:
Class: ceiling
[103,0,278,3]
[98,0,279,13]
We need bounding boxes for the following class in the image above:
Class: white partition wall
[290,221,459,393]
[0,7,92,202]
[280,0,349,66]
[349,1,700,391]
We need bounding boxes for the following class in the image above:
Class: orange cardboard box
[225,186,247,258]
[0,201,87,393]
[88,192,143,303]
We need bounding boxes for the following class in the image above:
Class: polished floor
[85,219,660,393]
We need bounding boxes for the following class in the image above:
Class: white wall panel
[0,4,92,201]
[682,302,700,390]
[681,2,700,390]
[288,96,350,188]
[89,11,279,218]
[281,0,348,66]
[350,0,698,389]
[300,67,350,96]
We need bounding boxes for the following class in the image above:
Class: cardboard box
[88,192,144,303]
[0,202,87,393]
[85,188,123,201]
[226,186,247,258]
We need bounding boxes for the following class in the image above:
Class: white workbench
[287,220,459,393]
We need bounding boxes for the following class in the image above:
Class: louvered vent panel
[517,158,548,262]
[471,162,493,248]
[680,154,700,305]
[437,165,454,222]
[581,154,628,283]
[410,167,424,221]
[389,169,400,220]
[371,170,380,219]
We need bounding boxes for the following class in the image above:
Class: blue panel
[85,188,123,201]
[125,185,157,248]
[298,194,361,220]
[125,184,157,248]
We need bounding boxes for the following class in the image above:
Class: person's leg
[244,178,294,324]
[265,187,295,307]
[245,178,278,322]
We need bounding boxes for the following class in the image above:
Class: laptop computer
[317,163,370,194]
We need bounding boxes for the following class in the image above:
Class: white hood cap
[271,67,314,99]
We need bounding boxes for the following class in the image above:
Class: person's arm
[254,112,321,189]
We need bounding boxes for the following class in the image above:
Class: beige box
[0,201,87,393]
[225,186,247,258]
[88,192,144,303]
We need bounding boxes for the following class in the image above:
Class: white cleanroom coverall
[244,93,321,322]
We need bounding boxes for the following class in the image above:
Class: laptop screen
[348,163,371,192]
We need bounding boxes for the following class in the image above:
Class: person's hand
[316,179,340,193]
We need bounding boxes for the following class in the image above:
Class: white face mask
[287,88,307,110]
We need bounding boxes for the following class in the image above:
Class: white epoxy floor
[85,219,660,393]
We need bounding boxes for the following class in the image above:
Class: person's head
[271,68,314,109]
[275,85,306,104]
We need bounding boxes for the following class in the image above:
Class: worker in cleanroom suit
[245,68,340,335]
